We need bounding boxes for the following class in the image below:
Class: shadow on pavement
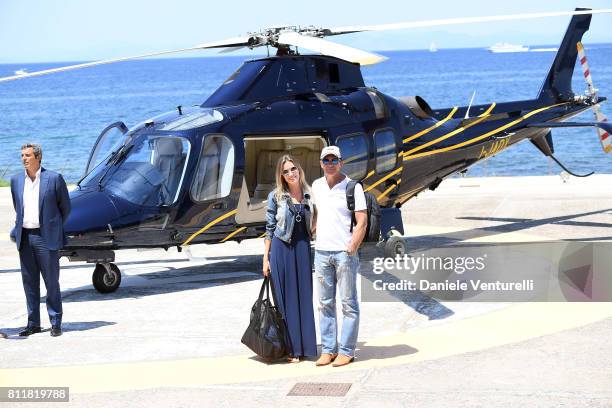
[406,207,612,251]
[60,255,264,303]
[0,257,193,274]
[244,342,419,364]
[0,320,115,340]
[359,245,455,321]
[356,342,419,362]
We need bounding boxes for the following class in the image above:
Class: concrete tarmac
[0,174,611,407]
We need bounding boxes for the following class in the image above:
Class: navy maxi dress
[270,204,317,357]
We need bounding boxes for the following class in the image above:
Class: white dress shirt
[311,175,366,251]
[22,168,41,229]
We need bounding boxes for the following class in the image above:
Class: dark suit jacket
[10,167,71,251]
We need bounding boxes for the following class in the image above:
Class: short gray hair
[21,143,42,160]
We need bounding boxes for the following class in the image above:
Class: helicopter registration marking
[182,209,238,246]
[403,102,568,161]
[402,107,458,144]
[478,137,510,160]
[403,103,495,157]
[220,226,248,243]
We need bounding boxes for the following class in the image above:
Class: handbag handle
[258,276,271,302]
[258,276,281,308]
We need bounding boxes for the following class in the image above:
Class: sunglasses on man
[321,158,340,165]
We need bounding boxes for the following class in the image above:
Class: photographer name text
[373,279,535,292]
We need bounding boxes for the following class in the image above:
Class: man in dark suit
[10,143,71,337]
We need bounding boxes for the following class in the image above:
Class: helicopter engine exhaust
[398,96,434,119]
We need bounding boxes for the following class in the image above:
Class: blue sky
[1,0,611,63]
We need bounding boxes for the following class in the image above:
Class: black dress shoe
[19,326,42,337]
[50,327,62,337]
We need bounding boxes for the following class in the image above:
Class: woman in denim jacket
[263,154,317,363]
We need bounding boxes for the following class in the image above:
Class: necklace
[288,188,304,222]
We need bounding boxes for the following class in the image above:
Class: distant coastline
[1,43,612,65]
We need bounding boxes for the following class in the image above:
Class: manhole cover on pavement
[287,382,352,397]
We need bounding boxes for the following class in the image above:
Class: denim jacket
[265,189,314,244]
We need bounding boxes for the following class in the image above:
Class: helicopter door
[84,121,129,176]
[236,135,325,224]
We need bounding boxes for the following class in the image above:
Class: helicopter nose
[64,190,120,234]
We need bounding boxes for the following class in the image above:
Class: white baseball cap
[320,146,342,160]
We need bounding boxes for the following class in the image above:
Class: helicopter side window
[152,138,189,202]
[374,129,398,174]
[191,135,235,202]
[336,133,368,180]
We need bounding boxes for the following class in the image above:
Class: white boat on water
[429,42,438,52]
[487,43,529,53]
[14,68,28,75]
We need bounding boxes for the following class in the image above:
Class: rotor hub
[246,25,329,50]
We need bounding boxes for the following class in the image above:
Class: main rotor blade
[277,32,387,65]
[0,36,252,83]
[329,9,612,35]
[191,36,253,49]
[218,46,246,54]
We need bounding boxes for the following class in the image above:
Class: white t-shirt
[312,175,367,251]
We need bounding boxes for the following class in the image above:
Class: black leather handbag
[241,277,288,361]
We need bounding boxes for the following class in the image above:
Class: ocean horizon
[1,44,611,182]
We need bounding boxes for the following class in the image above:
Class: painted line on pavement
[0,303,610,393]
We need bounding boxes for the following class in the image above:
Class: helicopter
[2,8,611,293]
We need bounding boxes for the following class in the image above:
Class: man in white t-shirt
[311,145,367,367]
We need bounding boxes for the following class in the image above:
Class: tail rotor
[577,41,611,153]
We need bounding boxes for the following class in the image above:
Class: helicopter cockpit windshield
[80,134,190,207]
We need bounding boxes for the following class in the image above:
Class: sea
[1,45,611,183]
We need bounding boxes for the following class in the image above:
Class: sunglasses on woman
[282,166,298,175]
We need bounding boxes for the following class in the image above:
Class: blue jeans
[314,250,360,357]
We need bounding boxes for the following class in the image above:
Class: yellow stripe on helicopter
[182,209,238,246]
[377,179,401,202]
[403,103,495,157]
[220,226,248,243]
[403,103,567,161]
[402,107,458,144]
[364,166,403,193]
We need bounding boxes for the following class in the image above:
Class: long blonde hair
[274,154,310,202]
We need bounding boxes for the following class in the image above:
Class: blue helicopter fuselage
[63,52,598,252]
